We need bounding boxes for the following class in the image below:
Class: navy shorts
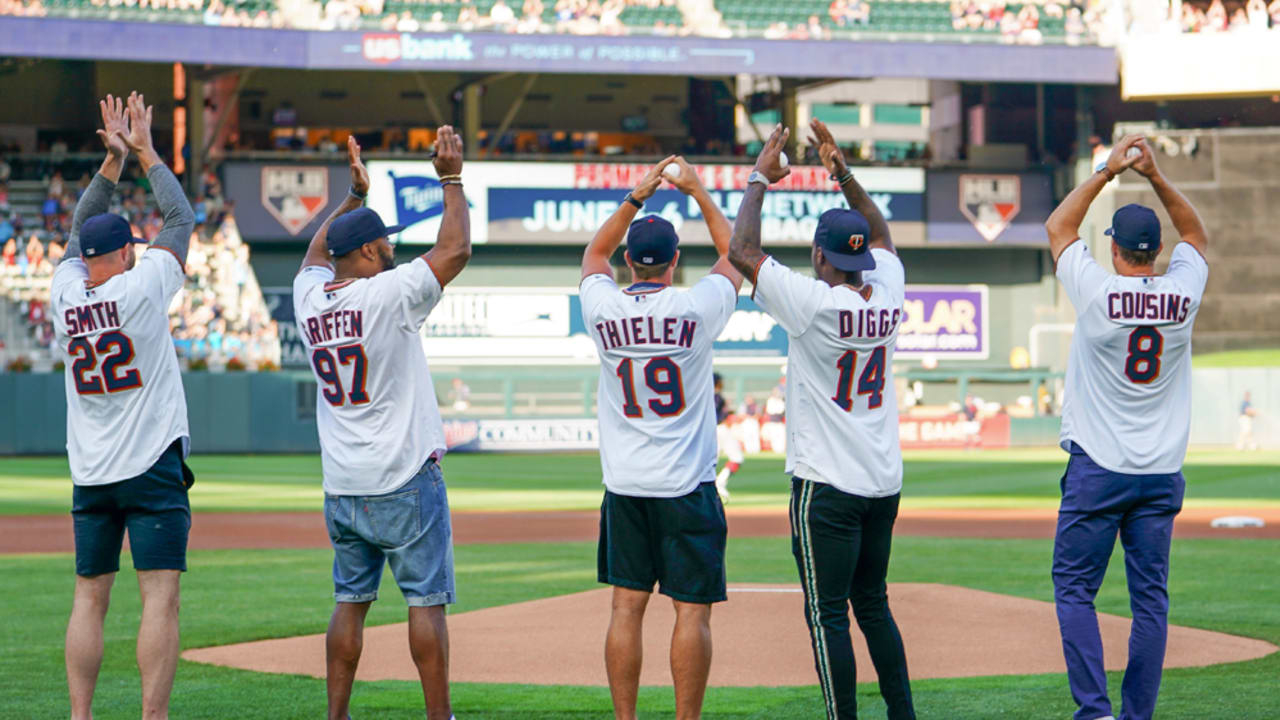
[598,482,728,604]
[324,460,455,607]
[71,440,193,577]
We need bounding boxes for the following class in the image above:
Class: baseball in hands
[1126,146,1142,160]
[779,153,790,168]
[663,163,681,179]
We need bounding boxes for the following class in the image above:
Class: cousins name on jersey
[64,300,122,336]
[303,309,364,345]
[595,315,698,352]
[1107,291,1192,323]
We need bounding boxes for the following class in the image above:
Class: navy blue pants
[1052,443,1184,720]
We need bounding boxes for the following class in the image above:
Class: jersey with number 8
[51,251,190,486]
[294,259,447,496]
[581,273,737,497]
[1057,241,1208,474]
[752,250,906,497]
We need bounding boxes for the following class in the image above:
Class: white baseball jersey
[50,251,189,486]
[753,249,906,497]
[293,257,447,496]
[581,273,737,497]
[1057,241,1208,474]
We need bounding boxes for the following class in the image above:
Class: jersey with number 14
[294,258,447,496]
[1057,241,1208,474]
[50,251,189,487]
[581,273,737,498]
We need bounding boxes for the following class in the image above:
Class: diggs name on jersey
[838,308,902,340]
[303,309,365,345]
[1107,291,1192,323]
[595,315,698,352]
[64,300,122,337]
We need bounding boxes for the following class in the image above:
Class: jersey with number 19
[752,249,906,497]
[293,258,447,496]
[581,273,737,498]
[50,251,189,486]
[1057,241,1208,474]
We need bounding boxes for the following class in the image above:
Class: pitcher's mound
[184,583,1276,687]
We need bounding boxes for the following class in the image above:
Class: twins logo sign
[388,171,475,231]
[261,166,328,235]
[958,174,1021,242]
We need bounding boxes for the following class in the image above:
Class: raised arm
[1045,134,1144,263]
[117,92,195,266]
[65,95,131,262]
[423,125,471,287]
[728,124,790,279]
[1130,139,1208,257]
[810,118,894,254]
[581,155,675,280]
[664,157,743,291]
[300,135,369,272]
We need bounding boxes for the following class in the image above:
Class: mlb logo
[959,174,1021,242]
[261,166,329,235]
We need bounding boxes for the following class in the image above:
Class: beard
[379,246,395,272]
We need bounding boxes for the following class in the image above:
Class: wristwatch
[747,171,770,187]
[624,192,643,209]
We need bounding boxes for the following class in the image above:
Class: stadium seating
[715,0,1074,41]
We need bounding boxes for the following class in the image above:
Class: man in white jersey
[1046,135,1209,720]
[293,129,470,720]
[51,93,195,720]
[729,121,915,720]
[712,372,744,502]
[581,155,742,720]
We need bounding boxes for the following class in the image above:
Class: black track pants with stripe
[790,477,915,720]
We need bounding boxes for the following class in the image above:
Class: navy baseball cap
[80,214,146,258]
[329,207,405,257]
[626,216,678,266]
[814,208,875,273]
[1105,204,1161,252]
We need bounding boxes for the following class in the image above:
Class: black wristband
[349,185,367,199]
[624,192,643,209]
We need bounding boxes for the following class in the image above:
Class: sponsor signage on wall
[366,160,924,246]
[260,166,329,235]
[224,162,351,242]
[926,170,1054,245]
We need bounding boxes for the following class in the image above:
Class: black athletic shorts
[71,440,193,577]
[597,481,727,604]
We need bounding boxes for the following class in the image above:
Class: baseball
[1126,146,1142,160]
[663,163,681,179]
[779,152,790,168]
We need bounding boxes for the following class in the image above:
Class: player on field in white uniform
[52,93,196,720]
[1046,135,1209,720]
[713,372,744,502]
[729,122,916,720]
[294,129,470,720]
[582,155,742,720]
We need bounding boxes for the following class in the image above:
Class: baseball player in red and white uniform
[52,93,196,720]
[294,130,470,720]
[713,372,744,502]
[582,156,742,720]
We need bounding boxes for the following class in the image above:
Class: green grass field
[3,448,1280,515]
[1192,348,1280,368]
[1,451,1277,718]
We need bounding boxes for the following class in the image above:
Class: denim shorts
[324,459,455,607]
[71,440,192,577]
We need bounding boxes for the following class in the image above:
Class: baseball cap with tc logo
[814,208,876,273]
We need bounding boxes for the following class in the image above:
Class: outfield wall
[2,368,1275,455]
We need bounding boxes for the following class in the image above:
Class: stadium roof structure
[0,18,1117,85]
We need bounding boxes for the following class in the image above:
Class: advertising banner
[898,286,989,359]
[224,162,352,243]
[366,160,924,247]
[898,413,1011,449]
[926,170,1055,245]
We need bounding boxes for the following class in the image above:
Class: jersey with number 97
[752,250,906,498]
[294,258,447,496]
[580,273,737,498]
[51,251,190,486]
[1057,241,1207,474]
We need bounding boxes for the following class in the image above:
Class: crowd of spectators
[1174,0,1280,32]
[0,159,280,370]
[949,0,1105,45]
